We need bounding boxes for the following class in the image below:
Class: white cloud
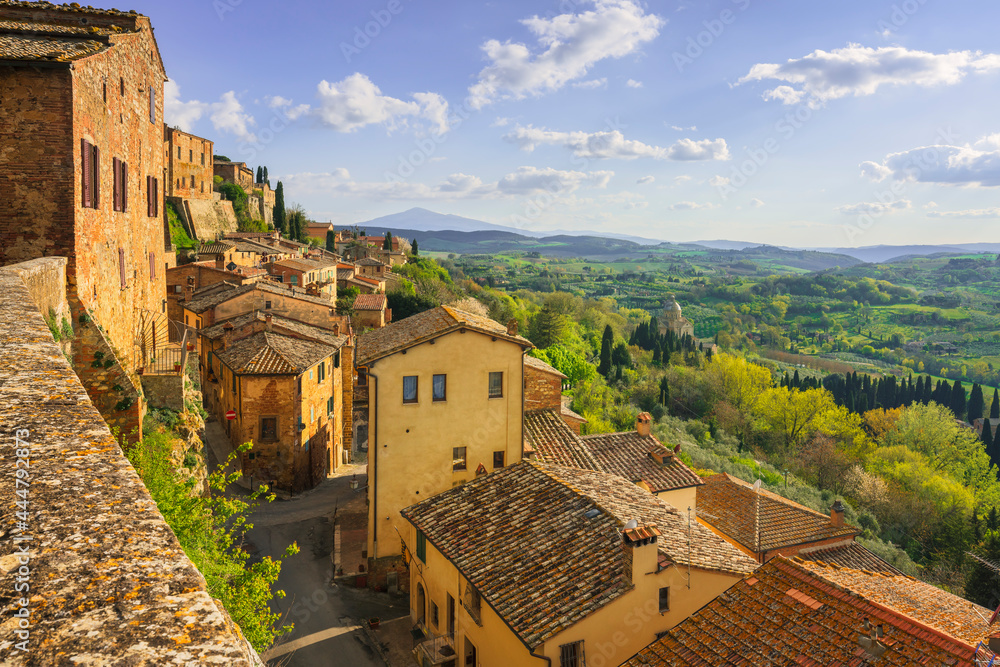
[669,124,697,131]
[750,197,765,207]
[669,201,716,210]
[836,199,911,215]
[708,175,730,187]
[164,81,257,142]
[636,175,655,185]
[468,0,664,108]
[673,175,692,184]
[861,137,1000,187]
[504,125,729,161]
[572,78,608,89]
[626,78,643,88]
[923,201,939,209]
[739,44,1000,107]
[280,166,613,201]
[273,74,450,134]
[927,207,1000,218]
[491,116,512,127]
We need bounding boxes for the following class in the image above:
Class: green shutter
[416,530,426,562]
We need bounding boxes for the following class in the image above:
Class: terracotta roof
[358,257,388,266]
[697,473,859,553]
[524,354,567,379]
[216,331,334,376]
[336,268,354,280]
[351,275,381,286]
[624,556,992,666]
[798,541,904,575]
[581,432,704,494]
[402,461,757,651]
[0,2,144,19]
[524,409,599,469]
[356,306,531,365]
[233,240,275,254]
[200,312,347,349]
[184,281,334,314]
[353,294,387,311]
[561,404,587,423]
[198,241,236,255]
[222,232,277,239]
[271,257,330,273]
[0,4,148,64]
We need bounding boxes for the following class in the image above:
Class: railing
[975,642,998,666]
[413,633,457,667]
[147,345,183,374]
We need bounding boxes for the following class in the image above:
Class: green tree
[951,381,968,421]
[383,232,393,251]
[256,165,263,183]
[992,388,1000,419]
[273,181,286,235]
[286,204,308,242]
[325,230,337,253]
[529,306,568,349]
[262,166,269,186]
[598,325,613,377]
[412,239,419,255]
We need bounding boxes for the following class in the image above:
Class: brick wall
[165,126,213,200]
[525,364,563,412]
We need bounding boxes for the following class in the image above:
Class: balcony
[413,633,456,667]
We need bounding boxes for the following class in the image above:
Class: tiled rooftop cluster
[0,1,143,62]
[697,473,858,552]
[403,461,757,650]
[623,556,994,666]
[184,280,335,314]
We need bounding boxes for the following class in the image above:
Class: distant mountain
[691,240,769,251]
[355,208,667,245]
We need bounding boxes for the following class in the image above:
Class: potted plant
[186,342,195,351]
[174,363,182,373]
[368,617,380,630]
[136,367,144,376]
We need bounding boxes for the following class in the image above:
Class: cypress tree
[273,181,286,234]
[992,388,1000,419]
[951,381,968,421]
[659,377,670,408]
[256,165,263,183]
[923,376,933,404]
[652,343,661,364]
[325,230,336,253]
[384,231,393,250]
[969,383,985,424]
[412,239,419,255]
[994,427,1000,475]
[262,166,269,186]
[793,369,800,388]
[598,325,613,377]
[915,376,925,404]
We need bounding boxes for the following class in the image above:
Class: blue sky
[136,0,1000,246]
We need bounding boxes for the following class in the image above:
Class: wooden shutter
[149,251,155,281]
[146,175,152,217]
[149,88,155,124]
[92,144,100,208]
[121,161,127,212]
[153,177,158,217]
[81,139,91,208]
[118,247,126,288]
[112,157,120,211]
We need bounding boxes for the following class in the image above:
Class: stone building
[164,126,213,199]
[165,262,265,336]
[402,460,757,667]
[351,293,389,331]
[213,159,254,192]
[356,306,532,579]
[0,2,170,436]
[658,294,694,338]
[357,256,390,280]
[180,281,345,332]
[198,312,353,490]
[267,257,338,297]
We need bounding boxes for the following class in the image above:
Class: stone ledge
[0,258,260,665]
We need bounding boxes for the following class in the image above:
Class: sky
[133,0,1000,247]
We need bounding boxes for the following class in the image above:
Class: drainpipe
[529,648,552,667]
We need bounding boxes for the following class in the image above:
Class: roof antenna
[752,479,761,492]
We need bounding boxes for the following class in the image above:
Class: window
[119,76,124,97]
[357,368,368,386]
[260,417,277,441]
[112,158,127,212]
[201,152,205,165]
[189,149,193,162]
[297,377,302,394]
[318,361,325,383]
[232,372,237,394]
[488,371,503,398]
[403,376,418,404]
[102,81,107,103]
[334,351,340,368]
[431,601,439,627]
[81,139,100,209]
[146,176,159,217]
[118,247,126,288]
[265,300,272,309]
[432,374,446,402]
[149,87,155,124]
[493,451,505,469]
[173,285,182,293]
[178,146,182,159]
[559,641,584,667]
[149,251,155,281]
[453,447,467,471]
[416,530,426,563]
[290,275,298,286]
[310,406,314,423]
[659,587,670,613]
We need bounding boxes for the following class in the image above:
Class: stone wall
[141,374,186,411]
[0,257,259,665]
[164,126,214,200]
[171,196,238,241]
[525,363,564,412]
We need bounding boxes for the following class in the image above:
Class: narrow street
[203,420,409,666]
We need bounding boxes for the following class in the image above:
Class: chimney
[830,499,846,528]
[622,521,660,585]
[222,321,234,351]
[386,308,392,323]
[648,445,674,465]
[636,412,652,438]
[506,319,518,336]
[215,255,225,270]
[265,313,272,332]
[333,323,340,336]
[183,276,196,302]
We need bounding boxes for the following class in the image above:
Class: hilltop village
[3,3,1000,667]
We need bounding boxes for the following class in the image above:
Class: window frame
[416,530,427,563]
[259,416,278,442]
[403,375,418,404]
[559,641,584,667]
[488,371,504,399]
[659,586,670,613]
[452,446,467,472]
[493,451,505,469]
[432,374,447,402]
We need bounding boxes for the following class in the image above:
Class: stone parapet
[0,258,260,665]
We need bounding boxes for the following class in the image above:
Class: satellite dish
[625,519,639,530]
[752,480,761,492]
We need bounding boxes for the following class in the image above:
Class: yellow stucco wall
[404,523,743,667]
[656,486,698,516]
[367,330,525,559]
